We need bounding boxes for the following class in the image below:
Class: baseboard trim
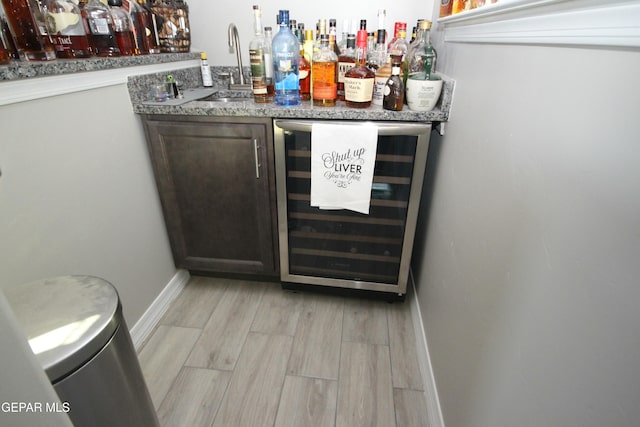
[409,271,445,427]
[130,269,190,350]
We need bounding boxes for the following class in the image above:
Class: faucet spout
[227,23,247,86]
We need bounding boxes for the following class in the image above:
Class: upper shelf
[0,53,199,81]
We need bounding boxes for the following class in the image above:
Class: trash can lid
[4,275,121,383]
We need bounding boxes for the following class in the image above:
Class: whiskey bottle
[109,0,136,55]
[311,34,337,107]
[43,0,94,58]
[138,0,161,53]
[0,14,10,63]
[0,39,9,63]
[383,54,404,111]
[336,33,355,101]
[1,0,57,60]
[1,10,20,59]
[84,0,120,56]
[272,9,301,106]
[122,0,158,54]
[344,29,374,109]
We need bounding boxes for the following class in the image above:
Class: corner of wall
[409,270,445,427]
[129,269,190,350]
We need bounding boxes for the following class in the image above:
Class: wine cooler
[274,120,432,297]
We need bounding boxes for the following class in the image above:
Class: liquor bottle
[311,34,337,107]
[371,29,390,106]
[200,52,212,86]
[422,44,436,80]
[383,54,404,111]
[108,0,136,55]
[387,21,409,83]
[296,22,304,43]
[405,19,436,82]
[139,0,161,53]
[249,5,270,103]
[84,0,120,56]
[336,19,348,54]
[367,28,386,71]
[388,21,409,60]
[263,26,274,99]
[367,32,374,56]
[0,38,9,63]
[452,0,466,14]
[328,18,340,56]
[121,0,154,54]
[43,0,94,58]
[302,29,314,62]
[440,0,453,17]
[376,8,386,37]
[344,29,374,109]
[316,18,326,40]
[387,21,400,49]
[272,9,301,106]
[1,0,57,60]
[1,10,20,59]
[336,33,354,101]
[0,12,10,63]
[298,43,311,101]
[367,8,385,68]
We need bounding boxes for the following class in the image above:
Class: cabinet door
[143,117,277,276]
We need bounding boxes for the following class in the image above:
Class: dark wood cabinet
[141,115,278,277]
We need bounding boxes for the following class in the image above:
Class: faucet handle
[217,72,234,87]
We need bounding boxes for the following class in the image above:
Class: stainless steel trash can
[5,275,159,427]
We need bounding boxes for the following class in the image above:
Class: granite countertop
[0,53,199,81]
[129,66,454,123]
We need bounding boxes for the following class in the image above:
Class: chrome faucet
[228,23,250,89]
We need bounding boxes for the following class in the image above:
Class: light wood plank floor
[138,276,430,427]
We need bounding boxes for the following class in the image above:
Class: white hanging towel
[310,122,379,214]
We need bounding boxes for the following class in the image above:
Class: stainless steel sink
[198,94,251,103]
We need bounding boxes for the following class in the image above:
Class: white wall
[0,84,176,327]
[188,0,434,66]
[412,7,640,427]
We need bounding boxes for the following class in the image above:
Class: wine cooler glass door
[274,120,431,295]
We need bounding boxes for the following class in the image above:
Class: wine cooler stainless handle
[253,138,260,179]
[273,120,431,136]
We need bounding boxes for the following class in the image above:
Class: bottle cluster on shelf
[439,0,499,18]
[0,0,190,64]
[248,7,439,112]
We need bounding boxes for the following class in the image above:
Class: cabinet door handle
[253,138,260,179]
